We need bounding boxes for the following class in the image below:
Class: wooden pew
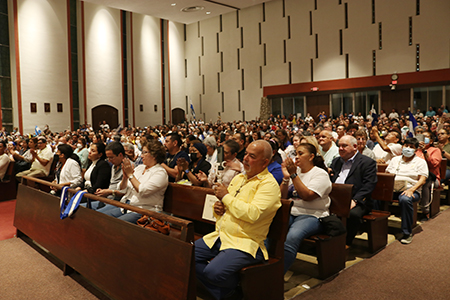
[15,177,197,300]
[300,183,353,280]
[377,163,388,173]
[431,158,447,215]
[362,173,394,253]
[0,161,17,201]
[163,183,293,300]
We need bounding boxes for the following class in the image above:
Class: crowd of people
[1,104,449,299]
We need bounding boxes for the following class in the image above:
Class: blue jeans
[80,200,104,210]
[394,191,420,235]
[441,169,450,183]
[283,214,322,274]
[195,238,264,300]
[96,203,142,224]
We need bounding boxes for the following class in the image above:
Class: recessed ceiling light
[206,11,211,14]
[171,3,176,6]
[181,6,204,13]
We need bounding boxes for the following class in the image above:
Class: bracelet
[112,190,116,197]
[282,178,290,183]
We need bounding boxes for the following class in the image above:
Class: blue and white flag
[189,97,196,120]
[408,111,418,138]
[370,105,378,126]
[35,126,42,136]
[59,186,86,219]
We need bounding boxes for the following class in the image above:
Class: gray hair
[203,136,217,149]
[122,142,135,151]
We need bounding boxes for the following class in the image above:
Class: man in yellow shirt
[195,140,281,299]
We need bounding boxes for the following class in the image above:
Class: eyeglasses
[438,133,447,136]
[141,150,150,155]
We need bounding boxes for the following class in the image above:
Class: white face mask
[77,143,83,149]
[402,147,415,158]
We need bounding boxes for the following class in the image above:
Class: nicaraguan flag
[408,111,418,137]
[35,126,42,136]
[370,105,378,126]
[189,97,196,120]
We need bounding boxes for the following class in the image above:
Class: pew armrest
[240,258,284,300]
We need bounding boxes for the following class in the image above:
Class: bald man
[318,130,339,167]
[329,135,377,246]
[195,140,281,299]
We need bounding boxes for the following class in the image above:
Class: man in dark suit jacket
[330,135,378,246]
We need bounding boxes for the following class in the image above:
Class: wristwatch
[423,150,427,154]
[290,173,298,179]
[185,169,190,174]
[129,174,134,180]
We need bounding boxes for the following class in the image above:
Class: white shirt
[31,146,54,176]
[205,149,218,166]
[84,159,98,188]
[373,143,402,164]
[335,151,358,184]
[208,158,244,187]
[58,158,83,188]
[389,112,399,119]
[0,153,10,181]
[121,164,168,211]
[386,155,428,195]
[289,166,331,218]
[320,143,340,168]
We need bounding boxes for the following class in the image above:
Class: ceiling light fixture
[171,3,176,6]
[181,6,204,13]
[206,11,211,14]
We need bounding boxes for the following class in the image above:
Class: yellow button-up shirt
[203,168,281,259]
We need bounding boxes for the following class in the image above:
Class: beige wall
[15,0,71,134]
[185,0,450,122]
[83,3,123,127]
[131,13,162,127]
[8,0,450,132]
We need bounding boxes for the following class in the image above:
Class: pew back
[15,177,197,300]
[0,161,16,201]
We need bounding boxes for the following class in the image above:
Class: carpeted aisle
[0,238,100,300]
[0,200,16,241]
[294,208,450,300]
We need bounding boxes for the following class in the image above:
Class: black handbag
[319,214,346,237]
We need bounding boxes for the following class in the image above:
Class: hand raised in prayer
[122,157,135,178]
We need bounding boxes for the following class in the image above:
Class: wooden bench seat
[361,172,394,253]
[299,183,353,279]
[16,177,197,300]
[0,161,17,202]
[163,183,293,300]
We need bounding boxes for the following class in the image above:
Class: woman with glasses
[97,139,168,223]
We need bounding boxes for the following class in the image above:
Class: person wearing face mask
[74,137,89,170]
[386,138,428,244]
[416,132,441,220]
[176,142,211,186]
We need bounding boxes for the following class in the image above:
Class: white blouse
[120,164,168,211]
[58,158,83,188]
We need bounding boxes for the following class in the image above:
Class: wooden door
[306,94,330,122]
[172,108,186,125]
[381,89,411,116]
[92,105,119,131]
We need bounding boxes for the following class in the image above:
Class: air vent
[181,6,204,12]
